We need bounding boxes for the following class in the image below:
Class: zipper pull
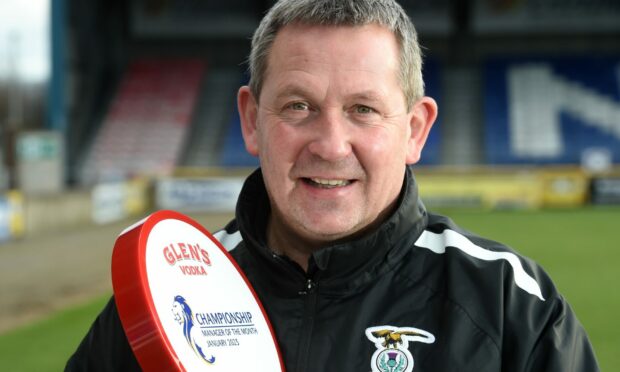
[298,278,316,295]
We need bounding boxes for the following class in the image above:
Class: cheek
[257,125,302,197]
[259,123,306,165]
[357,129,409,201]
[359,128,409,166]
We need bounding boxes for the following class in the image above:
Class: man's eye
[288,102,309,111]
[355,105,375,114]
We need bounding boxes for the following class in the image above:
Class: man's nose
[306,111,353,161]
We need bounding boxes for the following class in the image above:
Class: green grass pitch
[0,207,617,371]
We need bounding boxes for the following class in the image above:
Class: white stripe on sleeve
[212,230,243,252]
[415,229,545,301]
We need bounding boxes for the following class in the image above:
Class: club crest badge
[365,325,435,372]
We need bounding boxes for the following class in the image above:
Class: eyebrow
[274,85,386,104]
[348,90,386,103]
[275,85,310,99]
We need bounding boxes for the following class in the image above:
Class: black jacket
[66,168,599,371]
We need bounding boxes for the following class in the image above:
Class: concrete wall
[23,190,92,235]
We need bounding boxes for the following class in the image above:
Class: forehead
[263,23,401,92]
[261,24,402,103]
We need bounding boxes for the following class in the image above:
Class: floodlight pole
[48,0,66,133]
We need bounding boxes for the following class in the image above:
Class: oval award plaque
[112,210,284,371]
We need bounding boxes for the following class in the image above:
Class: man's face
[239,23,436,247]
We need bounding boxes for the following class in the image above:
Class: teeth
[310,178,350,187]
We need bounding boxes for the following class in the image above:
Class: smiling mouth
[303,177,353,189]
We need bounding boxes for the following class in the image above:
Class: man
[67,0,599,371]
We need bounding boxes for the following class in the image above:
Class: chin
[300,222,360,242]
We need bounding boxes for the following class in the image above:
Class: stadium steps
[440,65,483,165]
[181,69,241,168]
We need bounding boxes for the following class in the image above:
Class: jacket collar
[236,167,428,294]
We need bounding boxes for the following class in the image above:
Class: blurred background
[0,0,619,370]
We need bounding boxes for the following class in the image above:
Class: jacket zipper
[269,253,319,372]
[296,278,318,372]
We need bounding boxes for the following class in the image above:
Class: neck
[266,217,319,272]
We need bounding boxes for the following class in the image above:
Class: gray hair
[248,0,425,109]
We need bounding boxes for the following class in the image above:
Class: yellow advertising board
[415,166,589,210]
[0,190,25,240]
[538,168,589,207]
[417,171,543,210]
[125,178,152,216]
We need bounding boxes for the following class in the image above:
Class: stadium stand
[80,59,205,183]
[484,56,620,165]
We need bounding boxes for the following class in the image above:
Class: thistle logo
[365,325,435,372]
[172,295,216,364]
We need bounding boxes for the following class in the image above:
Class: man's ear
[237,86,259,156]
[406,96,438,164]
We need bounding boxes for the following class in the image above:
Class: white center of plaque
[145,218,281,371]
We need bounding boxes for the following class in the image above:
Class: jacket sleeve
[522,295,599,372]
[65,296,141,371]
